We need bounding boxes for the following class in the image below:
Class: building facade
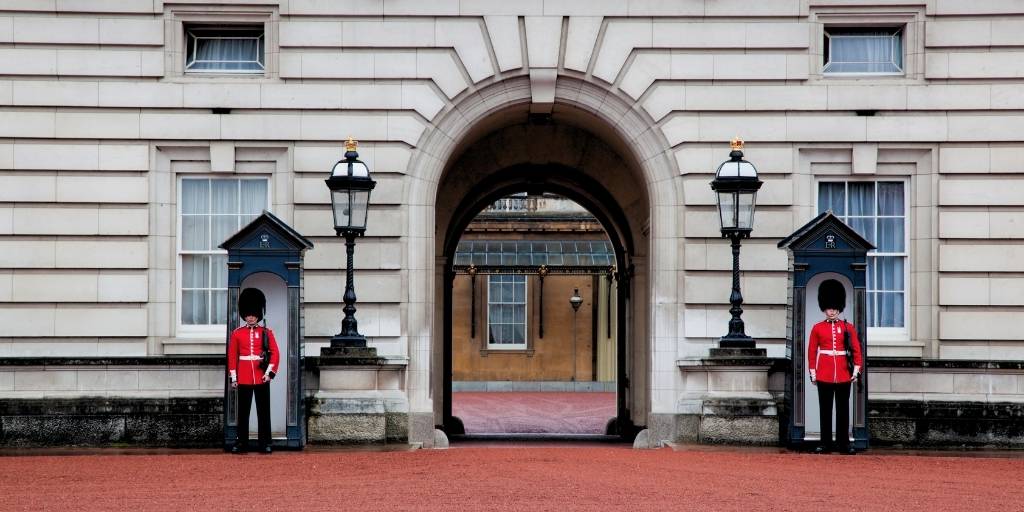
[1,0,1023,447]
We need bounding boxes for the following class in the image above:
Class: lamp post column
[338,232,363,344]
[726,232,746,340]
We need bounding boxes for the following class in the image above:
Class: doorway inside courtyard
[449,192,619,437]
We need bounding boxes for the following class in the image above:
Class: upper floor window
[818,181,907,332]
[185,25,265,73]
[179,177,268,328]
[824,27,903,75]
[487,274,527,349]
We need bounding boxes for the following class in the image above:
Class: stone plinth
[306,355,408,445]
[668,354,782,446]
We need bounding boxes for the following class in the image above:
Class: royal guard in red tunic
[808,279,863,455]
[228,288,280,454]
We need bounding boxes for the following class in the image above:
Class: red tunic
[227,324,281,386]
[808,319,863,384]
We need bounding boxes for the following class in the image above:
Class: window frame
[814,178,910,342]
[164,5,278,80]
[176,175,271,338]
[184,25,266,74]
[485,274,529,351]
[809,8,925,84]
[823,26,904,76]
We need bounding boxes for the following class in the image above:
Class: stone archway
[439,161,636,437]
[402,76,680,446]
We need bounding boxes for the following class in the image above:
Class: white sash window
[818,181,908,334]
[487,274,528,349]
[179,178,268,328]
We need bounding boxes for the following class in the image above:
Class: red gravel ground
[2,445,1023,511]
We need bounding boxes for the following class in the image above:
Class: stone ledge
[678,357,790,371]
[868,358,1024,370]
[305,355,408,369]
[0,356,223,367]
[0,391,223,400]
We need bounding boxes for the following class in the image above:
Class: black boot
[230,442,247,454]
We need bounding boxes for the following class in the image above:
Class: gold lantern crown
[730,136,744,151]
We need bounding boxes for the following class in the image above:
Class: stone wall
[867,359,1024,447]
[0,357,223,447]
[0,396,222,447]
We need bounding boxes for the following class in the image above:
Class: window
[185,25,265,73]
[487,274,527,349]
[823,27,903,74]
[818,181,907,331]
[179,178,268,328]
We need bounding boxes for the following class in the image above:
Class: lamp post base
[320,334,378,359]
[329,334,367,348]
[717,334,756,349]
[712,335,766,358]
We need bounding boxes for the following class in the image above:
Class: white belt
[819,350,847,356]
[239,355,262,361]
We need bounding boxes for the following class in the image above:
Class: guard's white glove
[851,366,861,382]
[229,371,238,389]
[809,369,817,383]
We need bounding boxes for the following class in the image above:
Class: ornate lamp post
[709,137,762,349]
[325,137,376,348]
[569,288,584,381]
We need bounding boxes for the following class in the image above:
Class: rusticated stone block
[2,416,125,447]
[385,411,408,443]
[307,414,386,444]
[700,416,779,446]
[869,400,1024,447]
[408,411,436,448]
[125,414,222,447]
[0,397,222,447]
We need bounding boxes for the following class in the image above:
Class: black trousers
[237,383,271,447]
[816,381,851,450]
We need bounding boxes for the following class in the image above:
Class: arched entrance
[441,164,636,436]
[402,76,680,446]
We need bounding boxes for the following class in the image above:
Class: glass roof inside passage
[453,240,614,266]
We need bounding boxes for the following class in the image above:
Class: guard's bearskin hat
[817,279,846,312]
[238,288,266,321]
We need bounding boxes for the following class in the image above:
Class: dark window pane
[877,218,904,252]
[877,182,904,216]
[818,182,845,216]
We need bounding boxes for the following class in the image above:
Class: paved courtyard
[452,391,616,434]
[1,444,1021,511]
